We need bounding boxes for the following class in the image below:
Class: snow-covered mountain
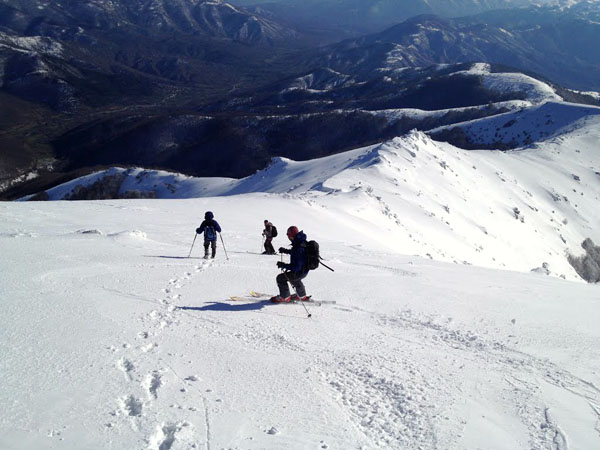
[303,4,600,91]
[0,0,299,113]
[0,0,298,108]
[0,0,296,44]
[3,3,600,447]
[0,0,307,194]
[4,62,573,203]
[25,97,600,281]
[235,0,590,36]
[238,61,572,113]
[3,1,600,200]
[3,144,600,449]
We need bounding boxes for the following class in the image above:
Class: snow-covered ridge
[290,62,564,106]
[284,68,355,92]
[430,100,600,148]
[451,63,561,104]
[20,167,237,201]
[0,32,63,56]
[368,99,531,122]
[25,115,600,280]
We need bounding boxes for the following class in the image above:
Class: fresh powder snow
[2,192,600,449]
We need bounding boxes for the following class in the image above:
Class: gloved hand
[278,247,289,254]
[276,261,286,269]
[196,227,201,234]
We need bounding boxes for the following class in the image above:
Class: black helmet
[205,211,214,220]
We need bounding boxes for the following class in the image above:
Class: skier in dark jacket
[262,220,276,255]
[271,226,310,303]
[196,211,222,259]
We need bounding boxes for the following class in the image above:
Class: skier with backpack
[271,226,314,303]
[262,220,277,255]
[196,211,222,259]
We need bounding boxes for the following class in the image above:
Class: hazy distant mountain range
[1,0,298,43]
[231,0,580,35]
[0,0,302,110]
[1,0,600,200]
[303,7,600,91]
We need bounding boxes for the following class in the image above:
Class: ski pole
[219,233,229,260]
[285,272,311,318]
[319,259,335,272]
[187,233,197,258]
[299,296,311,318]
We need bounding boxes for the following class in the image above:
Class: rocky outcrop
[568,238,600,283]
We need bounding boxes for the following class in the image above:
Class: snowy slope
[4,100,600,448]
[1,194,599,450]
[430,101,600,148]
[28,111,600,280]
[451,63,562,104]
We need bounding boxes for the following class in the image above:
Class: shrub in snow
[65,174,126,200]
[531,262,550,275]
[568,238,600,283]
[29,191,50,201]
[582,238,600,263]
[58,173,157,200]
[512,207,524,222]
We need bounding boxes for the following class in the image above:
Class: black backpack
[271,225,278,237]
[204,225,216,240]
[305,240,320,270]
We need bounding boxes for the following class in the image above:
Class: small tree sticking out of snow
[568,238,600,283]
[512,207,525,222]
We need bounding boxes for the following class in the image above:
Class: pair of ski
[230,291,336,307]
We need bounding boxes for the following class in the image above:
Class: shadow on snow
[178,300,270,312]
[144,255,203,260]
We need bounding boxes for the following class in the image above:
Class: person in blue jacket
[272,226,310,303]
[196,211,222,259]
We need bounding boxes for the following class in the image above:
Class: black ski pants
[264,237,275,254]
[277,271,307,297]
[204,239,217,258]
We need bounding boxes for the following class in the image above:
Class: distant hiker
[271,226,310,303]
[196,211,222,259]
[262,220,277,255]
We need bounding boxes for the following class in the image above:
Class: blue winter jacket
[283,231,308,274]
[197,219,221,241]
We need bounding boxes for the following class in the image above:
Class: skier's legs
[279,272,307,297]
[289,272,307,297]
[265,238,275,254]
[210,240,217,258]
[276,273,290,297]
[203,241,210,258]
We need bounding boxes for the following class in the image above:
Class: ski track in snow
[108,259,219,448]
[3,199,599,450]
[367,306,600,450]
[104,253,600,450]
